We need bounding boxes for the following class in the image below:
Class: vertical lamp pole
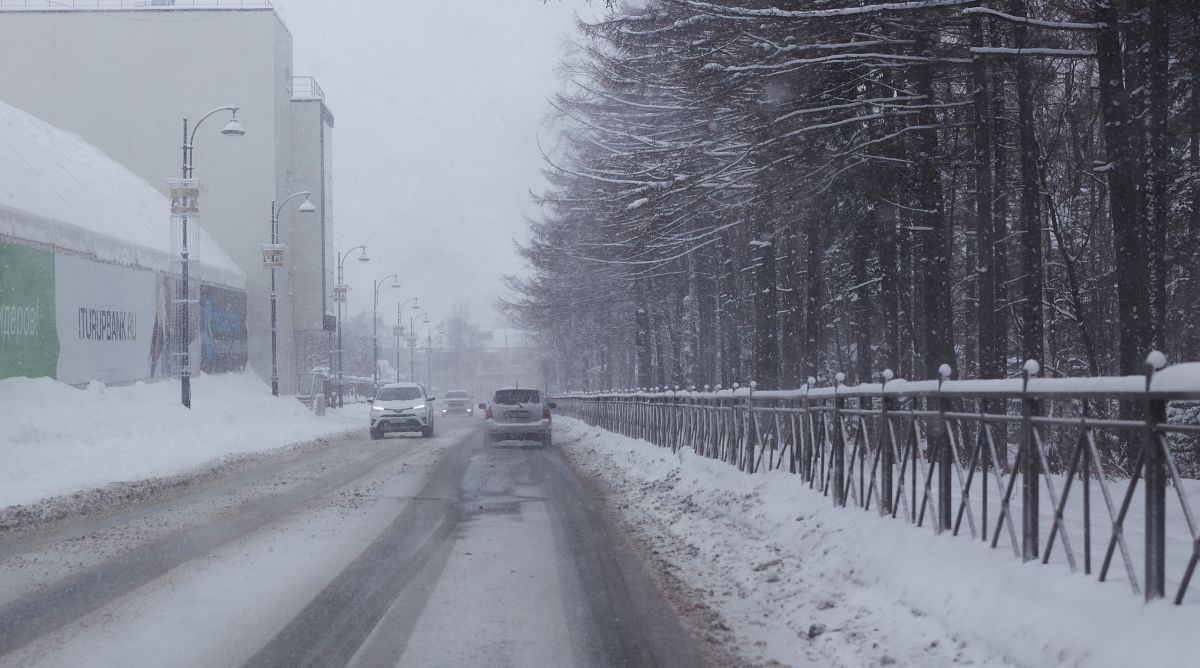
[408,312,427,382]
[174,105,244,409]
[424,321,440,390]
[394,297,419,382]
[334,245,369,406]
[394,308,403,383]
[264,191,315,396]
[373,276,402,387]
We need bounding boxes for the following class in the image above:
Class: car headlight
[411,404,425,411]
[372,405,385,412]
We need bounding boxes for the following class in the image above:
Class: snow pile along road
[556,416,1200,668]
[0,373,360,509]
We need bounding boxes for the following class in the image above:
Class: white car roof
[381,382,422,389]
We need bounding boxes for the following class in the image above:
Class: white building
[0,1,334,393]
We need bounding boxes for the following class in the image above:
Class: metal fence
[552,357,1200,605]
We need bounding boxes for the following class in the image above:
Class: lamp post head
[298,198,317,213]
[220,110,246,137]
[357,252,370,262]
[390,281,401,288]
[220,118,246,137]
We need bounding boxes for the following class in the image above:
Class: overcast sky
[270,0,600,333]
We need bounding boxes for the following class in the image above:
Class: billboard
[0,240,248,385]
[0,240,58,378]
[200,284,247,373]
[54,253,157,385]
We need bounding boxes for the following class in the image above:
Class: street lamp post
[373,276,402,386]
[424,322,442,391]
[172,105,245,409]
[409,312,428,382]
[334,245,369,406]
[394,297,419,382]
[263,191,316,396]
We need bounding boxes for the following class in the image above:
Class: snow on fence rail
[551,355,1200,606]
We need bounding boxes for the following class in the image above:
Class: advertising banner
[0,240,57,379]
[199,284,247,374]
[55,254,157,385]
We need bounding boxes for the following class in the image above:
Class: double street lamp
[262,191,316,396]
[373,276,402,386]
[334,245,369,405]
[170,105,245,409]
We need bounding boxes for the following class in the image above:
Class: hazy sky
[270,0,600,332]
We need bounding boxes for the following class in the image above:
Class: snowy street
[0,418,702,667]
[1,0,1199,666]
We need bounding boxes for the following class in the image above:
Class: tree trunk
[1010,0,1046,368]
[804,220,823,380]
[634,282,653,388]
[913,31,954,377]
[1095,0,1151,377]
[752,223,780,389]
[972,14,999,379]
[1146,0,1169,350]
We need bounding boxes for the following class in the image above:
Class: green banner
[0,240,57,379]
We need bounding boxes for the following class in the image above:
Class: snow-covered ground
[0,372,361,510]
[556,416,1200,668]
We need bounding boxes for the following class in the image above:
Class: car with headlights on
[481,387,555,446]
[441,389,473,416]
[369,382,436,439]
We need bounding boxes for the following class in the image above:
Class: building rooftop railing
[291,76,324,101]
[0,1,272,10]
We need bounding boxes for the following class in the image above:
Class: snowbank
[557,417,1199,668]
[0,373,361,509]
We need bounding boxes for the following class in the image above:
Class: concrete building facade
[0,2,334,392]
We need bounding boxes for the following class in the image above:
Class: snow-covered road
[0,418,702,667]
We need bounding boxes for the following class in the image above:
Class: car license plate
[508,410,530,419]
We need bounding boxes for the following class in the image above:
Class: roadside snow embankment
[557,416,1200,668]
[0,373,361,509]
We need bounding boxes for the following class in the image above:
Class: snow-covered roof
[0,99,244,288]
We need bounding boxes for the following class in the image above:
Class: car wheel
[422,425,433,438]
[542,433,552,447]
[370,428,382,440]
[484,433,494,447]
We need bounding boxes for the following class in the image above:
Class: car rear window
[493,389,540,405]
[445,391,469,398]
[376,387,422,401]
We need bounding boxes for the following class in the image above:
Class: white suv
[369,382,436,439]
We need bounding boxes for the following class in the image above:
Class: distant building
[0,2,334,393]
[428,328,548,398]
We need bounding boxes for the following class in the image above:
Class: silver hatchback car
[481,388,555,446]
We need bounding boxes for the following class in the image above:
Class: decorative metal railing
[552,356,1200,605]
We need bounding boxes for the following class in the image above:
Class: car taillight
[543,405,552,420]
[485,405,493,420]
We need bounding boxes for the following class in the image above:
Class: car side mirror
[367,398,374,404]
[547,402,557,409]
[427,397,436,402]
[478,403,487,410]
